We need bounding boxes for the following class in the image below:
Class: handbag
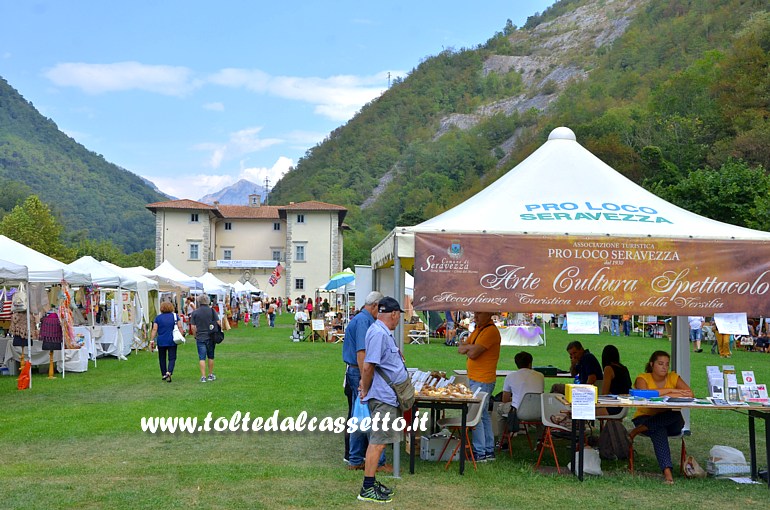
[210,308,225,344]
[12,283,27,312]
[172,314,185,345]
[684,455,707,478]
[375,366,415,411]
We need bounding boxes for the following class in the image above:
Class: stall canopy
[102,261,160,323]
[0,235,90,285]
[151,260,203,290]
[0,259,28,282]
[68,256,128,288]
[125,266,190,293]
[197,272,231,295]
[372,127,770,317]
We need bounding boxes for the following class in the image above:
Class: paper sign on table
[742,371,756,384]
[570,385,596,420]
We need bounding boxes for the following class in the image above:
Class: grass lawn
[1,313,768,509]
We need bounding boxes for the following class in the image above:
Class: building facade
[146,194,347,297]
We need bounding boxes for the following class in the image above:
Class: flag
[268,263,283,287]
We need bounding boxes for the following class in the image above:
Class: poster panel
[413,233,770,315]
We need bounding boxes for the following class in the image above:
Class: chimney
[249,193,261,207]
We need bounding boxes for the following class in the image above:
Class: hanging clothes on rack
[40,311,63,350]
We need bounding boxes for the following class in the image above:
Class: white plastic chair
[535,393,571,473]
[436,391,488,471]
[502,392,542,455]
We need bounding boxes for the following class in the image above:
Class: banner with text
[413,233,770,316]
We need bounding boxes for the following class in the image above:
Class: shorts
[196,339,215,360]
[689,329,702,342]
[367,399,402,445]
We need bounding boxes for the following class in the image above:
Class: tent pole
[673,316,690,432]
[392,234,402,479]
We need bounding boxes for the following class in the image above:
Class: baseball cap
[364,291,384,305]
[378,296,404,313]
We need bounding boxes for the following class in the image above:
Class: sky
[0,0,556,200]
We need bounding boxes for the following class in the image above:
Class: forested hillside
[0,77,168,253]
[269,0,770,266]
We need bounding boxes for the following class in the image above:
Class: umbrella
[324,270,355,290]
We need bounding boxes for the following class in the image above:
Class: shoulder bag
[375,365,415,411]
[12,283,27,312]
[172,313,186,345]
[210,308,225,344]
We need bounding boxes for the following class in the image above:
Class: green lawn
[1,314,768,509]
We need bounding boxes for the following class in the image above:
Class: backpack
[598,420,631,460]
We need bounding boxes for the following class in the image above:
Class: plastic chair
[436,391,488,471]
[502,392,542,455]
[628,427,687,475]
[535,393,572,473]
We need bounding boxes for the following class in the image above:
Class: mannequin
[39,308,63,379]
[10,310,39,366]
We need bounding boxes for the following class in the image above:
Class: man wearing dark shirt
[567,340,603,385]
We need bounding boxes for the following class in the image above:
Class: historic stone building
[146,194,347,296]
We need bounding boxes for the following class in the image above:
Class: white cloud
[209,68,397,121]
[238,156,294,188]
[203,101,224,111]
[145,173,236,199]
[44,61,196,96]
[194,126,283,169]
[143,156,292,200]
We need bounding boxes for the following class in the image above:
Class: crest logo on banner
[448,241,463,258]
[268,263,283,287]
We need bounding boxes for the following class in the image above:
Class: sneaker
[346,463,365,471]
[200,376,207,383]
[376,463,393,473]
[374,481,394,497]
[208,374,217,381]
[485,453,496,462]
[474,454,487,463]
[357,485,392,503]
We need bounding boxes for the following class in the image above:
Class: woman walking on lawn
[150,301,184,383]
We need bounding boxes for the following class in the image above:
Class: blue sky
[0,0,555,199]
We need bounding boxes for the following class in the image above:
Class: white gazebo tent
[68,256,138,360]
[0,236,91,379]
[371,127,770,475]
[151,260,204,291]
[371,127,770,439]
[197,272,232,296]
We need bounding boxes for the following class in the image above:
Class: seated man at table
[498,351,544,444]
[551,340,603,393]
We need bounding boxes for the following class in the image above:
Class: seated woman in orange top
[632,350,693,484]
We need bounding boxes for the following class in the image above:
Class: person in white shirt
[687,316,705,353]
[498,351,544,441]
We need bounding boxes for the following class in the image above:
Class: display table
[3,339,90,373]
[561,396,770,486]
[88,324,134,358]
[498,325,543,346]
[409,395,482,476]
[403,323,428,344]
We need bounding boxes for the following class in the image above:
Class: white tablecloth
[3,339,90,373]
[498,325,544,346]
[89,324,134,358]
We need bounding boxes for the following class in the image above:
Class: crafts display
[411,370,475,399]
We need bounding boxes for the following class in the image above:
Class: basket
[706,460,750,477]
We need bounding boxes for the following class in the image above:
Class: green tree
[0,195,74,261]
[651,159,770,230]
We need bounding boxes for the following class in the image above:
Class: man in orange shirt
[458,311,501,462]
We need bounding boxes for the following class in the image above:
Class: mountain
[268,0,770,266]
[0,77,168,253]
[198,179,266,205]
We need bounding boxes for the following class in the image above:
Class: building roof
[146,199,223,217]
[217,205,281,219]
